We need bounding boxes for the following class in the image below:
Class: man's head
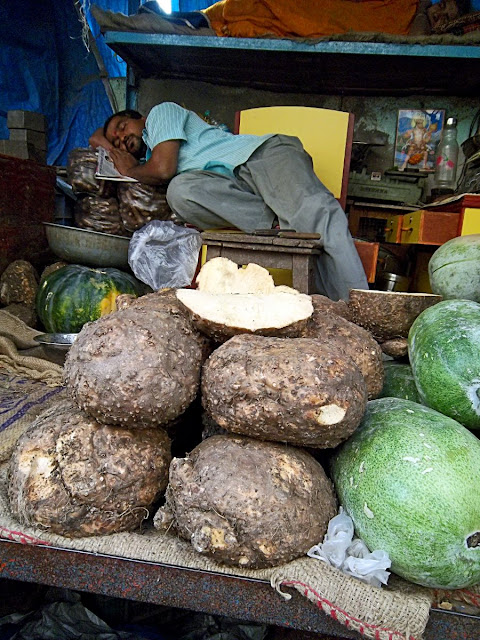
[103,109,147,159]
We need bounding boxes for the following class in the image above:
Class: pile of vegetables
[8,250,480,590]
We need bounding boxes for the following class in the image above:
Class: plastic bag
[307,507,391,588]
[128,220,203,290]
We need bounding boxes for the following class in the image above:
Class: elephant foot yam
[7,399,171,538]
[202,334,367,448]
[348,289,442,341]
[154,434,337,568]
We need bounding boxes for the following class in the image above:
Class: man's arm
[89,127,114,151]
[109,140,180,185]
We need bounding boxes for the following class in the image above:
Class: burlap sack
[0,372,66,462]
[0,309,63,386]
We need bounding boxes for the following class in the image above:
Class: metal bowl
[34,333,78,352]
[44,223,130,269]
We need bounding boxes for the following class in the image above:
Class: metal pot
[375,272,410,292]
[44,222,130,269]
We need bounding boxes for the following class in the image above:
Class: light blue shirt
[143,102,273,177]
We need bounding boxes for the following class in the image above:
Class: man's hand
[89,127,114,151]
[109,149,140,175]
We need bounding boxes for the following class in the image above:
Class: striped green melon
[36,264,144,333]
[379,361,421,403]
[331,397,480,588]
[408,299,480,429]
[429,234,480,301]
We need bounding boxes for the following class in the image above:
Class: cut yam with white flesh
[196,257,275,294]
[348,289,442,342]
[176,288,313,342]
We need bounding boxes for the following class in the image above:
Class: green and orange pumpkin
[36,264,145,333]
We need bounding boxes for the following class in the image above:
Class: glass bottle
[434,117,459,194]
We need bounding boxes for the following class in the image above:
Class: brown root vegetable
[202,334,367,448]
[64,304,205,428]
[380,337,409,359]
[348,289,442,341]
[310,294,353,322]
[183,257,312,342]
[114,288,213,361]
[154,434,337,568]
[7,399,171,538]
[0,260,38,307]
[115,288,178,312]
[302,310,384,399]
[40,262,69,282]
[176,289,313,343]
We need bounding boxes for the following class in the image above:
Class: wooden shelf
[105,31,480,96]
[1,540,480,639]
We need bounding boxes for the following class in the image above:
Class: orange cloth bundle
[204,0,419,38]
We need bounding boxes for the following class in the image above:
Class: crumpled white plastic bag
[307,507,391,588]
[128,220,203,290]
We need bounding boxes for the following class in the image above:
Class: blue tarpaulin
[0,0,129,166]
[0,0,215,166]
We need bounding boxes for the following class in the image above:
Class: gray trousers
[166,134,368,300]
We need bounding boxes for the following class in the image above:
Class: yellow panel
[238,106,349,199]
[460,208,480,236]
[264,268,293,287]
[400,211,422,244]
[200,244,208,266]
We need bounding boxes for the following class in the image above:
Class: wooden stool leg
[291,254,317,294]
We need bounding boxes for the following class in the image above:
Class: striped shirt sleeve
[144,102,188,148]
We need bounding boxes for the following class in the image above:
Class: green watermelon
[331,397,480,588]
[408,299,480,429]
[379,361,421,403]
[429,234,480,302]
[36,264,144,333]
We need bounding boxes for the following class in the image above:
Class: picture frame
[394,109,446,172]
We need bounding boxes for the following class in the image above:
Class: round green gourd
[379,361,421,404]
[36,264,144,333]
[429,234,480,302]
[331,397,480,588]
[408,299,480,429]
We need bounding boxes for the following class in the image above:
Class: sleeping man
[89,102,368,301]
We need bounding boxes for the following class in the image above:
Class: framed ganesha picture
[395,109,445,172]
